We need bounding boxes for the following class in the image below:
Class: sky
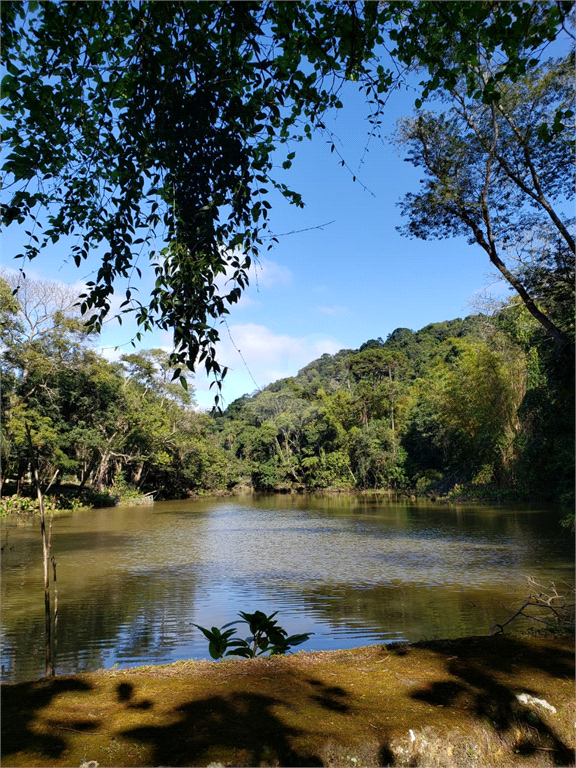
[2,74,515,410]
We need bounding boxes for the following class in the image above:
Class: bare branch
[490,578,575,635]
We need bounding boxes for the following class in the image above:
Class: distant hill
[214,308,573,504]
[224,314,490,412]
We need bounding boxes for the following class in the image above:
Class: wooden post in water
[51,554,58,672]
[26,424,53,677]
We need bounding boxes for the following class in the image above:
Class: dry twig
[490,578,575,635]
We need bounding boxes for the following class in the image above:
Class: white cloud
[94,320,342,410]
[251,257,292,289]
[211,255,289,309]
[192,323,343,408]
[316,305,351,317]
[97,345,125,363]
[220,323,340,377]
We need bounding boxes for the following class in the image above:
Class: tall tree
[2,1,572,380]
[394,54,574,347]
[0,273,93,489]
[428,338,527,479]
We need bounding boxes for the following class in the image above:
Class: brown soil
[2,631,574,768]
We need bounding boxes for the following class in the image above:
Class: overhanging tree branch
[394,53,574,347]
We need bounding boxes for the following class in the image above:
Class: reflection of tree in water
[295,582,500,641]
[257,569,574,647]
[2,504,213,683]
[253,494,572,550]
[2,499,573,682]
[2,564,199,683]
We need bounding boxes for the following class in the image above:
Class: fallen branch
[490,579,575,635]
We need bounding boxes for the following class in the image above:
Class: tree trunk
[133,463,144,484]
[77,454,98,494]
[469,213,569,348]
[94,451,111,492]
[93,432,119,491]
[16,459,28,495]
[51,554,58,670]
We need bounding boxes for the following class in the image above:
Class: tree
[0,273,95,490]
[394,54,574,347]
[348,347,407,433]
[0,273,93,677]
[495,301,575,502]
[349,420,408,490]
[3,1,573,382]
[413,338,527,482]
[120,349,195,407]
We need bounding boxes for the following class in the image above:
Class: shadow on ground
[1,677,94,759]
[398,633,574,766]
[119,676,355,766]
[122,689,324,766]
[1,632,574,767]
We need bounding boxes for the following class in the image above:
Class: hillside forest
[3,7,574,519]
[1,273,573,509]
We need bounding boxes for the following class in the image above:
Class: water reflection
[2,496,573,682]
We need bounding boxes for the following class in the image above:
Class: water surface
[2,495,573,682]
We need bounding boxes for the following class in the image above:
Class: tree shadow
[121,689,324,766]
[378,743,396,767]
[407,635,574,766]
[1,677,93,760]
[305,678,350,713]
[116,680,153,710]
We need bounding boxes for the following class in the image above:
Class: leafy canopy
[394,54,575,347]
[2,1,573,385]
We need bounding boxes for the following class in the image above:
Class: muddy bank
[2,631,574,767]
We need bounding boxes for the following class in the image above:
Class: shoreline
[3,483,570,510]
[3,630,574,767]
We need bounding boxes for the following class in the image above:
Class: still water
[2,495,574,682]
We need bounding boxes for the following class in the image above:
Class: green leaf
[225,647,253,658]
[208,639,224,659]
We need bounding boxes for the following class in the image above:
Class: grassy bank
[2,631,573,768]
[0,483,154,520]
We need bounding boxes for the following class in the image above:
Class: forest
[1,272,573,510]
[1,5,573,512]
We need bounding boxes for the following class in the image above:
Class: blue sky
[3,78,513,409]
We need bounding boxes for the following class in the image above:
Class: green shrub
[0,495,56,517]
[251,460,279,491]
[79,489,119,508]
[194,610,313,659]
[0,494,89,517]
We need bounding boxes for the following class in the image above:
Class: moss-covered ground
[2,631,574,767]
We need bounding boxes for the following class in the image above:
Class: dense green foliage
[2,1,572,382]
[216,307,574,504]
[2,15,573,507]
[0,273,239,499]
[2,274,573,506]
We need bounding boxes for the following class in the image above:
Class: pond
[1,494,574,683]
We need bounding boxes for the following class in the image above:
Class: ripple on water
[1,497,573,682]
